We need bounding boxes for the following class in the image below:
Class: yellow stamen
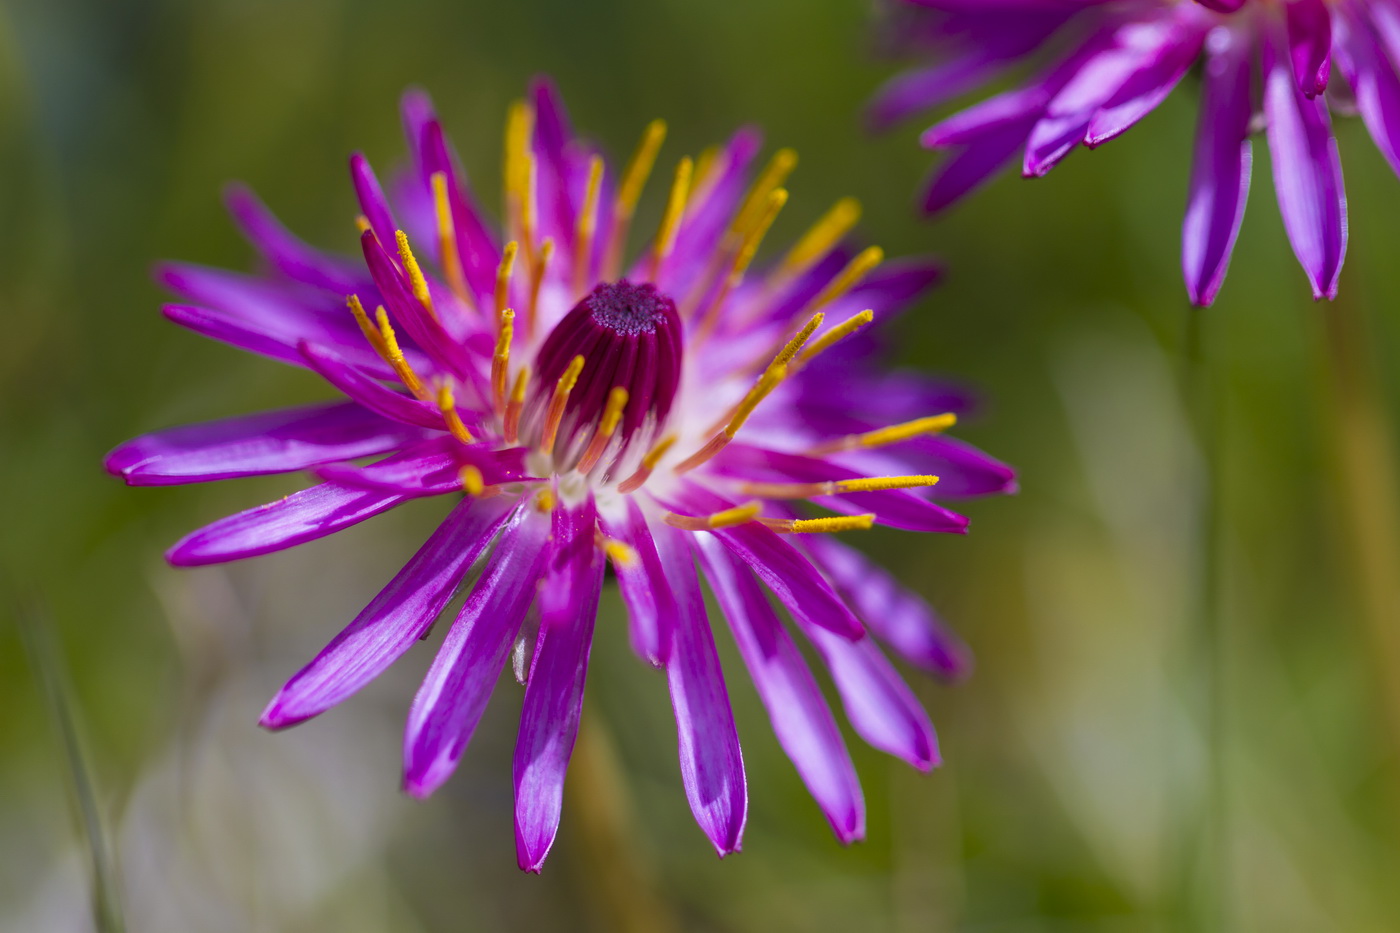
[805,413,959,456]
[693,188,788,331]
[615,433,677,494]
[394,230,436,319]
[504,365,530,445]
[650,156,693,281]
[431,171,474,310]
[759,514,876,534]
[598,535,638,568]
[354,215,372,234]
[574,386,631,475]
[492,308,515,412]
[730,148,798,238]
[776,197,862,279]
[504,99,535,241]
[604,119,667,279]
[663,502,762,531]
[740,474,940,499]
[496,240,518,316]
[435,383,475,445]
[540,355,585,454]
[675,365,787,475]
[804,245,883,317]
[574,155,605,297]
[534,487,557,514]
[372,306,431,401]
[796,310,873,366]
[459,464,485,496]
[766,311,823,376]
[692,145,721,194]
[527,237,553,340]
[347,294,388,357]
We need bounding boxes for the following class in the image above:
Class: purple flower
[107,79,1015,869]
[873,0,1400,305]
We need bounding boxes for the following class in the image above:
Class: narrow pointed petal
[799,534,972,681]
[922,119,1035,214]
[695,536,864,844]
[349,153,401,253]
[655,522,747,856]
[260,496,516,729]
[105,402,421,485]
[298,340,448,430]
[404,506,552,798]
[1086,24,1204,147]
[1264,34,1348,300]
[223,183,365,293]
[166,481,406,566]
[1334,8,1400,178]
[598,498,676,666]
[514,499,604,873]
[1285,0,1332,98]
[1182,27,1254,307]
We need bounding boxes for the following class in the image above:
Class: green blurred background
[4,0,1400,929]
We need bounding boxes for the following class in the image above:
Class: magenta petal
[799,534,972,681]
[298,340,447,430]
[1182,26,1254,307]
[260,495,516,729]
[922,119,1034,214]
[1335,8,1400,178]
[349,153,401,253]
[667,483,866,640]
[106,402,421,486]
[403,505,552,798]
[513,499,604,873]
[801,624,940,771]
[1264,33,1348,300]
[695,536,864,844]
[1196,0,1246,11]
[223,183,365,294]
[655,523,747,857]
[1086,24,1204,147]
[166,481,406,566]
[598,498,676,666]
[1285,0,1333,97]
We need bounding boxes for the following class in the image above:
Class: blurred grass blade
[17,600,126,933]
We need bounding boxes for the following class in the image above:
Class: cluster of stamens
[337,101,966,537]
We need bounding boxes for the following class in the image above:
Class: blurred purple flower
[107,79,1014,869]
[872,0,1400,305]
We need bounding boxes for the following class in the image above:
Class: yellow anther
[540,355,586,454]
[600,537,639,568]
[766,312,824,377]
[535,487,557,513]
[730,148,797,238]
[694,188,788,331]
[765,514,876,534]
[599,386,630,438]
[496,240,518,316]
[615,433,676,494]
[354,215,372,234]
[574,154,605,296]
[806,413,959,456]
[605,119,667,278]
[460,464,485,496]
[663,502,762,531]
[431,171,473,310]
[692,145,721,193]
[777,197,862,277]
[805,245,883,316]
[504,99,535,237]
[369,304,430,401]
[492,308,515,412]
[836,475,939,493]
[395,230,436,318]
[504,365,531,445]
[527,237,553,339]
[797,310,873,365]
[740,474,940,499]
[675,365,787,476]
[651,156,693,281]
[435,383,475,445]
[347,294,388,357]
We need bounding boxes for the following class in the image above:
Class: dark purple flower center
[530,280,683,467]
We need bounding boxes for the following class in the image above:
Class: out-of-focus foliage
[3,0,1399,930]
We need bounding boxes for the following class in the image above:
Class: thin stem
[565,708,678,933]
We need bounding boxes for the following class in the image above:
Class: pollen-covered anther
[430,171,473,310]
[459,465,486,496]
[605,119,667,279]
[759,514,876,534]
[662,502,762,531]
[573,155,605,297]
[347,295,430,401]
[534,487,557,513]
[496,240,519,316]
[739,474,940,499]
[395,230,437,320]
[795,309,874,368]
[539,354,585,455]
[806,413,959,456]
[597,533,639,568]
[773,197,862,284]
[650,156,693,281]
[436,383,475,445]
[492,308,515,413]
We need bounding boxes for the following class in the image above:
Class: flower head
[107,78,1015,869]
[872,0,1400,305]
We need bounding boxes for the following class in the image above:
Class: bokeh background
[5,0,1400,930]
